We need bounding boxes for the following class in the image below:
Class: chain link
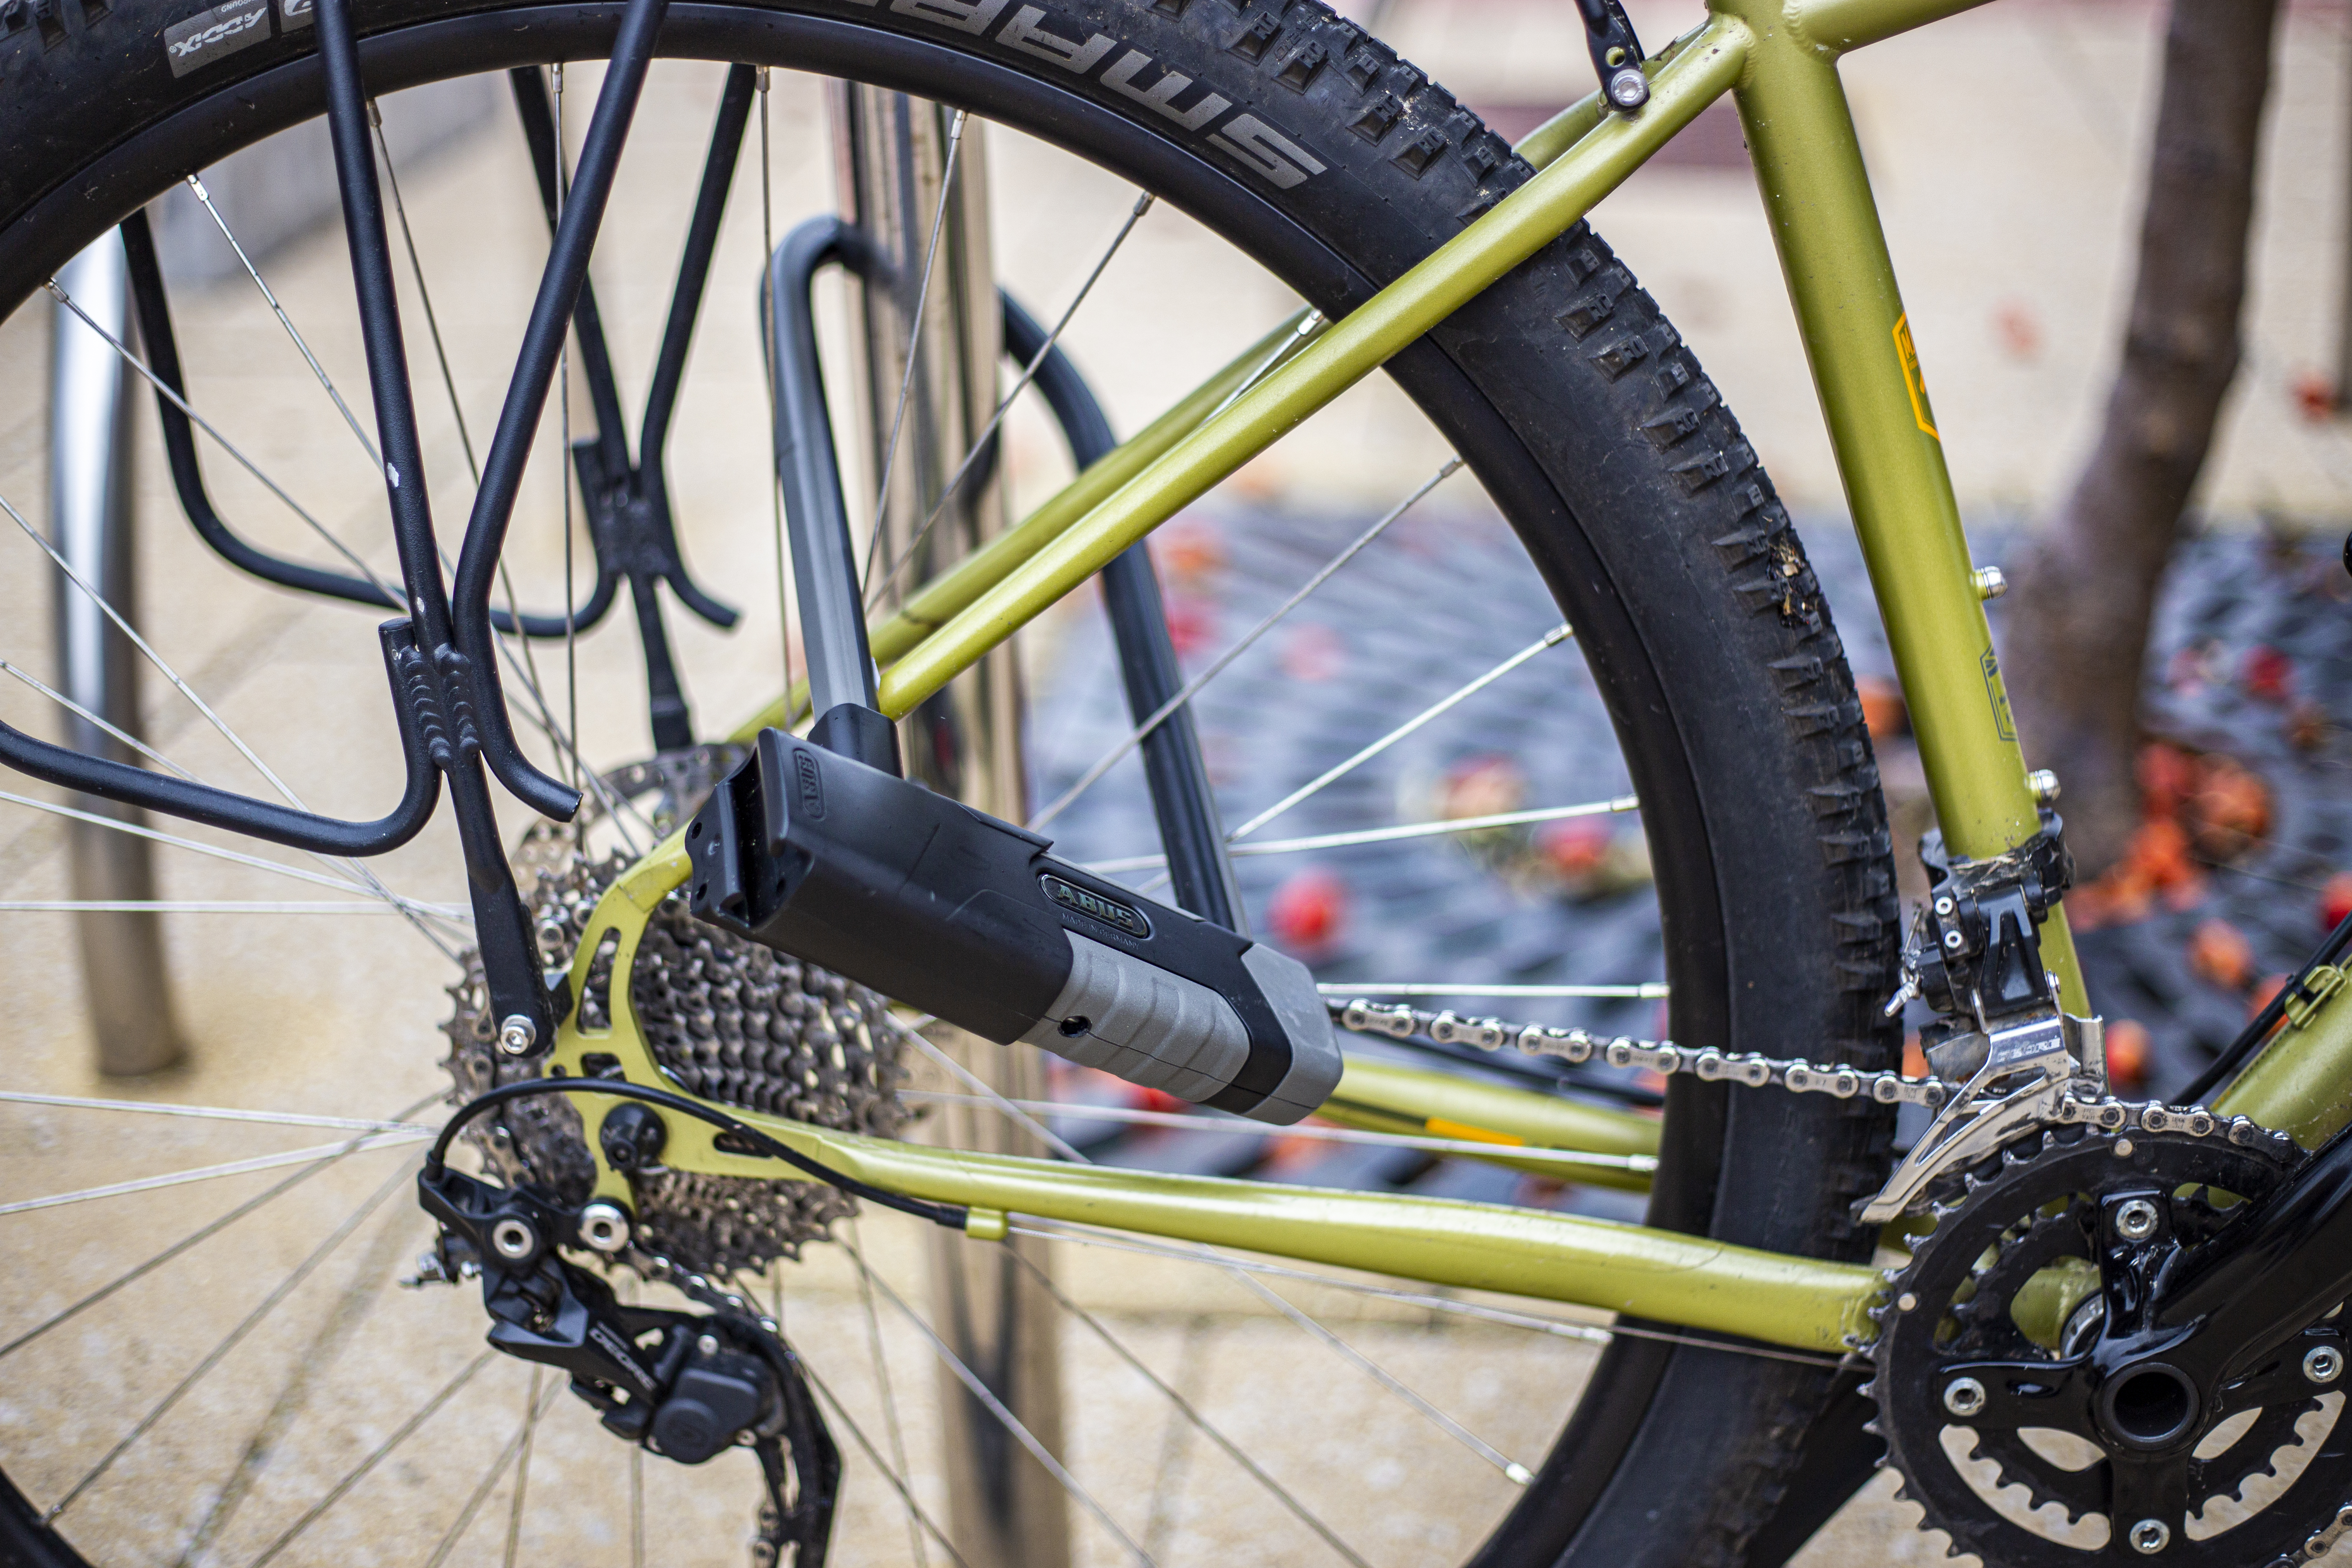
[1329,998,2296,1154]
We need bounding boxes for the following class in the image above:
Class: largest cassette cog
[1869,1124,2352,1566]
[443,751,911,1277]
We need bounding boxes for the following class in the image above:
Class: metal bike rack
[49,232,187,1077]
[825,85,1072,1568]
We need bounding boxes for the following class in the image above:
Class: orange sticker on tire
[1893,313,1939,440]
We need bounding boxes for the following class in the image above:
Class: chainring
[442,750,912,1278]
[1869,1124,2352,1566]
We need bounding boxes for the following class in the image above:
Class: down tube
[1729,10,2087,1008]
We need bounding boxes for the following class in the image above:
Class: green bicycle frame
[604,0,2332,1353]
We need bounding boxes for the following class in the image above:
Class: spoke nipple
[1942,1375,1986,1417]
[2304,1344,2344,1384]
[2127,1518,2170,1554]
[1972,565,2008,600]
[1504,1463,1533,1485]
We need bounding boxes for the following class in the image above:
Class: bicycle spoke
[1,640,477,943]
[861,107,969,595]
[1,487,323,810]
[1082,794,1638,873]
[846,1217,928,1568]
[897,1020,1086,1162]
[1241,1266,1532,1482]
[796,1357,973,1568]
[0,787,459,918]
[172,1189,420,1568]
[1003,1247,1371,1568]
[867,190,1158,609]
[1140,1317,1205,1562]
[0,1090,431,1134]
[627,1445,644,1568]
[0,1092,441,1362]
[246,1348,498,1568]
[0,1132,426,1219]
[501,1367,544,1568]
[838,1235,1155,1566]
[43,1161,415,1522]
[0,475,468,954]
[1029,457,1461,831]
[371,104,480,484]
[896,1091,1656,1173]
[1205,308,1323,423]
[897,1017,1534,1481]
[183,174,385,472]
[47,280,398,600]
[421,1369,566,1568]
[0,659,196,779]
[898,1026,1539,1479]
[1226,623,1572,842]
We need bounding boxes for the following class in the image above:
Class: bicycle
[3,0,2347,1562]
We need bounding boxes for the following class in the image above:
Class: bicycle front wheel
[0,2,1898,1562]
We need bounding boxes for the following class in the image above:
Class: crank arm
[2150,1118,2352,1390]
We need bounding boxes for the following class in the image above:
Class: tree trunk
[2001,0,2280,880]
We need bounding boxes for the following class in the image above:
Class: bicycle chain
[1330,997,2293,1150]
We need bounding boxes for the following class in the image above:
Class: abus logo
[793,749,825,821]
[1040,873,1151,940]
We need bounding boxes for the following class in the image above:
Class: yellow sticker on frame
[1893,313,1939,440]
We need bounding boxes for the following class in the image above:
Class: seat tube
[1730,17,2085,1007]
[826,85,1076,1568]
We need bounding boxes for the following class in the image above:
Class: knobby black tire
[0,0,1902,1560]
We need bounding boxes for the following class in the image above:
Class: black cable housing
[2180,907,2352,1107]
[428,1076,971,1230]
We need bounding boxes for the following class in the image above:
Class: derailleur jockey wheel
[1870,1126,2352,1566]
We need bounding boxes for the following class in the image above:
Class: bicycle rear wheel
[0,2,1899,1562]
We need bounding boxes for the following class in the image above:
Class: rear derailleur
[411,1164,839,1566]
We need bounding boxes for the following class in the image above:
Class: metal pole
[49,231,187,1077]
[826,86,1073,1568]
